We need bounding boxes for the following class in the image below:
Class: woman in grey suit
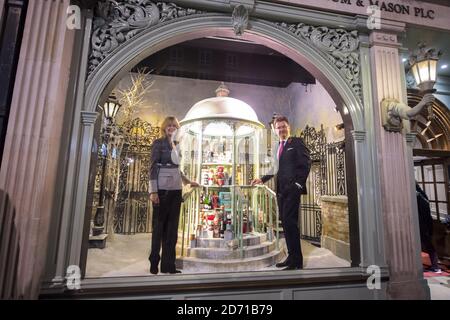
[149,116,198,274]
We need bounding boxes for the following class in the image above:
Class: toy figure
[212,192,219,209]
[217,166,224,186]
[209,169,215,185]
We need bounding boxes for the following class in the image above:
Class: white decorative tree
[116,68,154,124]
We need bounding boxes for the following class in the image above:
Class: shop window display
[175,84,282,271]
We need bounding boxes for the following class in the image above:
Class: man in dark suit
[416,182,441,273]
[252,116,311,270]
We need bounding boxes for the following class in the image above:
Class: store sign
[275,0,450,30]
[331,0,435,19]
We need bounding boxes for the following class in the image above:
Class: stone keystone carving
[231,5,249,36]
[89,0,204,75]
[88,0,362,105]
[277,22,361,100]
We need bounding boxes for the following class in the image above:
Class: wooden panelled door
[414,159,450,223]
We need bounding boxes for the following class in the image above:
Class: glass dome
[179,82,264,134]
[177,82,266,189]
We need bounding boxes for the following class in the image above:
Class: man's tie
[277,140,285,159]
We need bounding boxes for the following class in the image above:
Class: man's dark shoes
[275,260,290,268]
[170,269,182,274]
[150,265,158,275]
[162,269,182,274]
[282,265,303,271]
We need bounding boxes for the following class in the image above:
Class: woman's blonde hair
[160,116,180,138]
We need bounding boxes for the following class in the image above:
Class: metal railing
[179,185,280,257]
[325,141,346,196]
[179,187,200,257]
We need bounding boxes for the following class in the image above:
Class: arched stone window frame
[43,0,388,298]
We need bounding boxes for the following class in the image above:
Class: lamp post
[409,43,442,120]
[382,43,440,132]
[92,93,122,237]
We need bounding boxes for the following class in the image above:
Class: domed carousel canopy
[180,83,264,130]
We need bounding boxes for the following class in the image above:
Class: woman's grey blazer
[149,137,190,193]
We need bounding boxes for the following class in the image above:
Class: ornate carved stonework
[381,94,435,132]
[277,22,361,100]
[231,5,249,36]
[88,1,362,103]
[405,71,416,89]
[404,60,417,90]
[381,98,404,132]
[89,0,204,75]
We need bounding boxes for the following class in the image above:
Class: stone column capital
[358,34,370,48]
[80,111,98,125]
[369,31,401,48]
[351,130,366,142]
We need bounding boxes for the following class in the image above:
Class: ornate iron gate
[113,118,160,234]
[299,125,346,245]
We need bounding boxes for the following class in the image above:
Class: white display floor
[86,233,351,277]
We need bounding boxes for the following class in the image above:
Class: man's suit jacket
[261,136,311,195]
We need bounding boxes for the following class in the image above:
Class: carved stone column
[48,6,94,287]
[0,0,75,299]
[369,29,429,299]
[356,31,388,275]
[69,111,98,265]
[351,130,385,273]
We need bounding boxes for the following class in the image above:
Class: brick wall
[321,195,350,261]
